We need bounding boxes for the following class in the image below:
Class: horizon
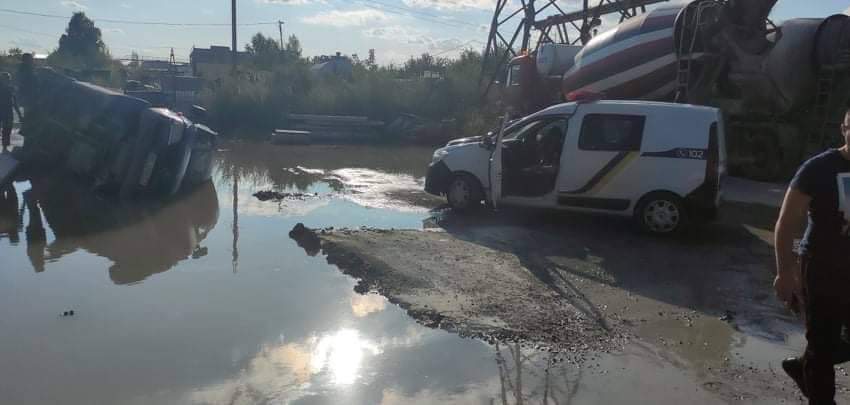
[1,0,849,66]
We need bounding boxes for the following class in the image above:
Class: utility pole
[521,0,535,52]
[231,0,237,73]
[278,20,285,49]
[169,48,177,109]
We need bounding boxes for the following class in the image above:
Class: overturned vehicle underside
[18,68,217,198]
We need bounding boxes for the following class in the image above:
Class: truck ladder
[811,42,850,151]
[675,1,718,102]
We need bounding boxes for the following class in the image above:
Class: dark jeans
[801,255,850,404]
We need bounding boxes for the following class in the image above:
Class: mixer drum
[763,18,822,114]
[814,14,850,69]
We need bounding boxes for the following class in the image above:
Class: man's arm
[774,187,811,303]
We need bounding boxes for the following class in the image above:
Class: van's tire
[446,173,483,213]
[634,192,688,235]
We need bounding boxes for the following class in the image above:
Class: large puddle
[0,142,808,404]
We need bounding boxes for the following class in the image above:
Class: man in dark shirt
[775,109,850,404]
[0,72,22,152]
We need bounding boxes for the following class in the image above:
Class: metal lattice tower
[480,0,670,98]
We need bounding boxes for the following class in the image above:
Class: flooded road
[0,142,821,404]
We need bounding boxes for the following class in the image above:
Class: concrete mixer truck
[504,0,850,180]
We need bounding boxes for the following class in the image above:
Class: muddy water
[0,142,805,404]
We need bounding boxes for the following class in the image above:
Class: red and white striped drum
[561,3,688,101]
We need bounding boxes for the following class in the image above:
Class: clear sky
[0,0,848,65]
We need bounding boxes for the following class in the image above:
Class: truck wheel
[447,173,483,212]
[635,192,688,235]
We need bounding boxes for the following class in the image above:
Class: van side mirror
[481,132,495,149]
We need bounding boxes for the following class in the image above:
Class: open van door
[489,114,510,209]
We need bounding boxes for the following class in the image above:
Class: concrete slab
[723,176,787,208]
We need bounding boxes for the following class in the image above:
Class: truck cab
[504,44,583,115]
[425,100,726,234]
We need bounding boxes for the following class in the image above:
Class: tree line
[0,12,504,140]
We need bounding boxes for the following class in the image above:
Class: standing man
[775,109,850,404]
[0,72,22,152]
[16,53,36,111]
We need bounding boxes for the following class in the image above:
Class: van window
[502,117,568,143]
[578,114,645,151]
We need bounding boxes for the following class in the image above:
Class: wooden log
[288,114,369,123]
[271,129,312,145]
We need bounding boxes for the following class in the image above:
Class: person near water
[775,108,850,403]
[0,72,22,152]
[16,53,36,111]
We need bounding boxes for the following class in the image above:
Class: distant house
[190,45,249,81]
[311,52,353,79]
[422,70,443,79]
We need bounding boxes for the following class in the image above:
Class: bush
[200,60,314,136]
[201,44,498,141]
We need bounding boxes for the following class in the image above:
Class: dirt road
[291,200,850,403]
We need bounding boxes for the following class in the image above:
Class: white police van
[425,100,726,234]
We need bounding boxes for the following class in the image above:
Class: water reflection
[217,143,432,190]
[216,143,440,216]
[23,188,48,272]
[13,174,219,283]
[0,144,750,404]
[231,171,239,273]
[313,328,382,386]
[351,293,387,317]
[0,182,20,244]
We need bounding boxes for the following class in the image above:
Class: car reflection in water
[6,174,219,284]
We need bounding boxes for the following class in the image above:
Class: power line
[432,39,484,56]
[0,24,187,52]
[357,0,482,29]
[0,24,57,38]
[338,0,484,32]
[0,8,278,27]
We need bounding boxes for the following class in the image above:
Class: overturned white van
[425,100,726,234]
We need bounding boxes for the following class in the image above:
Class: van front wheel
[446,173,483,212]
[635,192,687,235]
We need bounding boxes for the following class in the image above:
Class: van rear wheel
[446,173,483,212]
[635,192,687,235]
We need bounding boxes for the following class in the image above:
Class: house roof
[310,57,353,75]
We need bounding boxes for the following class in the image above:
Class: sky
[0,0,848,65]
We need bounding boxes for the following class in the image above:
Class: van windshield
[501,115,572,142]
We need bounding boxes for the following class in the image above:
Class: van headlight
[432,149,449,164]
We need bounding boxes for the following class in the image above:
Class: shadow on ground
[425,201,792,340]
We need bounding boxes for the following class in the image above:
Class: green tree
[48,12,110,69]
[246,33,280,69]
[366,49,376,71]
[284,35,302,60]
[7,48,23,58]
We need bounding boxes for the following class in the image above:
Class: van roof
[531,100,719,118]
